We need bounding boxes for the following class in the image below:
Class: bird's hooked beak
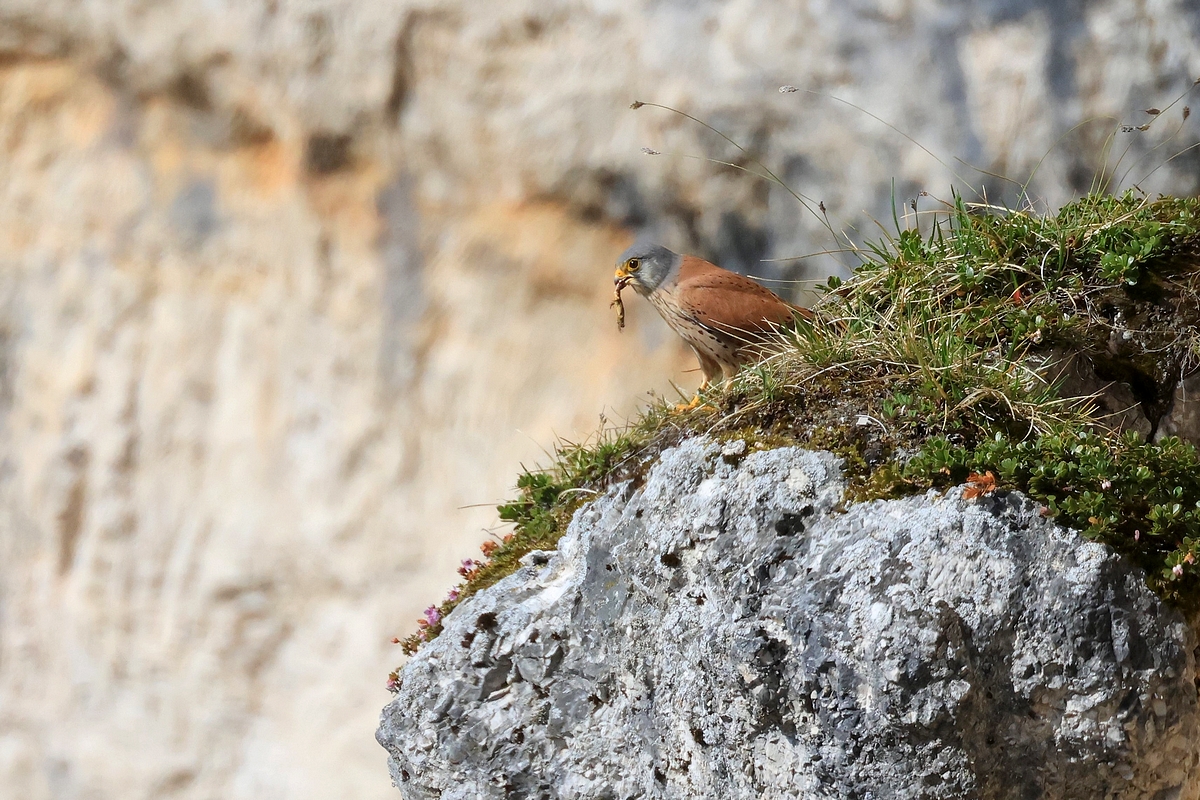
[613,267,632,291]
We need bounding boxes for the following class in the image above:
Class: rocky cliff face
[2,1,1200,798]
[378,437,1200,799]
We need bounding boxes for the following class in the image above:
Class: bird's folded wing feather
[677,272,804,340]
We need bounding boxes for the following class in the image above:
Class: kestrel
[613,243,812,389]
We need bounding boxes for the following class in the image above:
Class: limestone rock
[378,438,1200,799]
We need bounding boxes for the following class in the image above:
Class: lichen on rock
[377,437,1199,799]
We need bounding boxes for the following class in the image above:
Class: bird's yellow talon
[674,385,713,412]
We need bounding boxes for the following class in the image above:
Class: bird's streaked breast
[649,287,739,366]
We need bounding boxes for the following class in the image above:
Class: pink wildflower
[1173,563,1184,577]
[446,588,460,603]
[423,606,441,626]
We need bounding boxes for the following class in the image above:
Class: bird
[613,243,812,398]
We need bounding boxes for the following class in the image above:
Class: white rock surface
[0,1,1198,798]
[380,438,1200,799]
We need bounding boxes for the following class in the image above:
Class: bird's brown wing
[674,256,807,341]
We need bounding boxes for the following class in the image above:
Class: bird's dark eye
[628,258,641,271]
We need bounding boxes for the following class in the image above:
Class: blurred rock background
[0,1,1196,798]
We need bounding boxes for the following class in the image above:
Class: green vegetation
[396,190,1200,660]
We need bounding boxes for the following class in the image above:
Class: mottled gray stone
[378,437,1199,799]
[1158,372,1200,444]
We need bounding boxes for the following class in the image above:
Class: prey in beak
[610,269,630,330]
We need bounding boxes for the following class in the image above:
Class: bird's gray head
[614,243,682,296]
